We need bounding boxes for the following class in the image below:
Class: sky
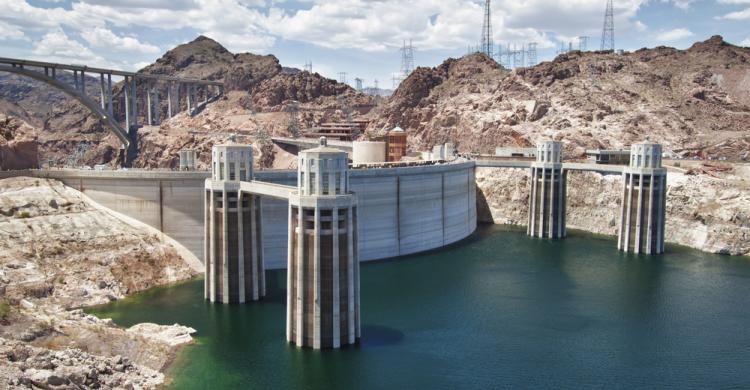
[0,0,749,90]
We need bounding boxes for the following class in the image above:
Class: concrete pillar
[204,144,264,303]
[146,85,153,125]
[123,76,131,130]
[527,141,566,239]
[105,74,113,117]
[73,70,79,91]
[99,73,106,110]
[287,137,360,349]
[186,84,193,113]
[130,77,138,128]
[154,88,160,124]
[81,70,86,96]
[167,83,173,118]
[618,142,667,254]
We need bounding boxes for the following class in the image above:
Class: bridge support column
[130,77,138,129]
[205,144,264,303]
[167,83,173,118]
[527,141,566,239]
[146,84,153,125]
[154,88,160,125]
[99,73,106,111]
[80,70,85,96]
[124,76,131,130]
[287,137,360,349]
[186,84,193,114]
[107,73,113,117]
[618,142,667,254]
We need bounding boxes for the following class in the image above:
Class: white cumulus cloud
[656,28,693,42]
[80,27,160,54]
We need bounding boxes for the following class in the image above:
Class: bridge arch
[0,64,131,148]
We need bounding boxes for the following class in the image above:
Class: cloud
[656,28,693,42]
[31,29,111,66]
[0,20,27,41]
[741,38,750,46]
[266,0,647,52]
[80,27,160,54]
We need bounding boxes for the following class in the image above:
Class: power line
[600,0,615,51]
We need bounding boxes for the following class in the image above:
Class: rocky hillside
[0,177,201,388]
[0,35,373,169]
[369,36,750,160]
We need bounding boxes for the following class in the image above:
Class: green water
[89,225,750,389]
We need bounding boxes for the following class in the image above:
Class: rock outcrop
[368,36,750,160]
[0,177,201,388]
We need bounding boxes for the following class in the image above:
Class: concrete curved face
[0,65,130,147]
[10,162,478,269]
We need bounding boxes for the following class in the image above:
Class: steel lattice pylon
[480,0,493,57]
[600,0,615,51]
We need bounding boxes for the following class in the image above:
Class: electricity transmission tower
[480,0,493,57]
[526,43,537,67]
[578,36,589,52]
[600,0,615,51]
[304,61,313,73]
[338,72,347,84]
[284,101,300,138]
[400,40,415,78]
[355,78,363,91]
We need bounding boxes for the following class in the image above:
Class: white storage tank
[352,141,386,165]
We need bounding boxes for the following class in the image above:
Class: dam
[0,158,477,269]
[0,140,666,267]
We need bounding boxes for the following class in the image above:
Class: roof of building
[390,126,405,133]
[302,137,348,155]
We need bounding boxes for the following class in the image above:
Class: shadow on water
[359,325,405,347]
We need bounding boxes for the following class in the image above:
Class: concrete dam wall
[3,163,477,269]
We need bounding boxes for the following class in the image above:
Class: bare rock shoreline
[0,177,202,389]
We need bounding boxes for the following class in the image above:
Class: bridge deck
[475,160,625,175]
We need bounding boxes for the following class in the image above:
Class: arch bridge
[0,57,224,164]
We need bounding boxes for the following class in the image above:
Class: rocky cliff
[0,177,201,388]
[369,36,750,160]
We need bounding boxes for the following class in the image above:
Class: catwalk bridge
[0,56,224,160]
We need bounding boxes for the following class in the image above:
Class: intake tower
[618,142,667,254]
[204,144,265,303]
[527,140,566,239]
[287,137,360,349]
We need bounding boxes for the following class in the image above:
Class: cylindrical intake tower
[287,137,360,349]
[527,140,566,239]
[204,144,265,303]
[618,142,667,254]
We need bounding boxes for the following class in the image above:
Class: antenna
[600,0,615,51]
[480,0,493,57]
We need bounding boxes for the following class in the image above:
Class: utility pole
[600,0,615,51]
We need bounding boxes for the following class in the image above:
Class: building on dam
[204,144,265,303]
[618,142,667,255]
[527,140,566,239]
[287,137,360,349]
